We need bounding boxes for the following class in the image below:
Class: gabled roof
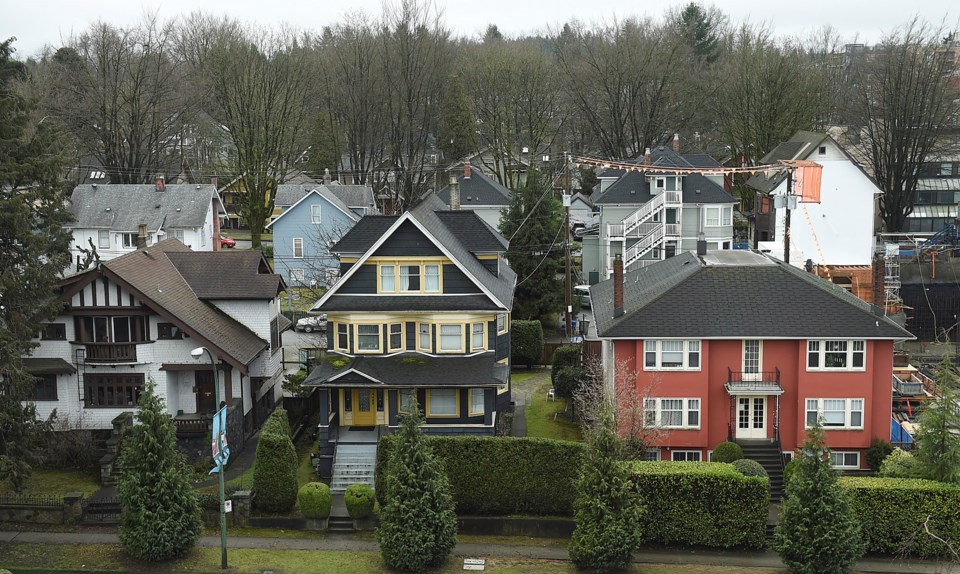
[315,192,516,312]
[274,183,376,210]
[435,211,508,251]
[436,168,512,207]
[597,146,722,178]
[591,251,914,340]
[166,251,285,299]
[593,171,734,205]
[746,131,830,194]
[66,184,224,232]
[266,187,361,230]
[90,240,277,372]
[303,352,509,388]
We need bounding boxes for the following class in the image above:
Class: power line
[515,218,566,288]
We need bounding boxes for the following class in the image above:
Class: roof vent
[92,183,97,189]
[176,208,181,212]
[155,204,161,209]
[196,184,201,189]
[105,207,111,212]
[696,189,701,194]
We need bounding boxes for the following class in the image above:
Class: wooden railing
[174,416,211,437]
[84,342,136,363]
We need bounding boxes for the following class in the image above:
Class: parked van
[574,285,591,308]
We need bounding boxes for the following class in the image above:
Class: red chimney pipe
[613,254,624,318]
[464,161,471,179]
[155,175,165,192]
[673,133,680,153]
[644,148,652,166]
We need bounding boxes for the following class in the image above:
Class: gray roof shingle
[593,171,734,205]
[275,183,377,210]
[66,184,220,231]
[747,132,828,194]
[437,168,512,207]
[591,251,914,340]
[331,216,400,254]
[304,352,509,388]
[167,251,284,299]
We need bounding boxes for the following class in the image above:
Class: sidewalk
[1,530,957,573]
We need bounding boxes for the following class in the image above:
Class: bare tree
[845,19,960,232]
[206,27,313,247]
[48,14,191,184]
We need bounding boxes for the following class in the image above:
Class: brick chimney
[449,175,460,210]
[154,175,165,192]
[613,254,624,318]
[323,168,332,185]
[464,161,471,180]
[136,223,148,249]
[644,148,651,166]
[872,254,886,308]
[210,176,218,190]
[672,133,680,153]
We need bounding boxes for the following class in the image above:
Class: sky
[2,0,958,59]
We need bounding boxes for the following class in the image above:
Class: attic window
[89,170,105,179]
[818,146,827,155]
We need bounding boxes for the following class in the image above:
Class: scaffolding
[883,243,902,314]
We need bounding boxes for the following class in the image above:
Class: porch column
[728,395,735,441]
[484,388,494,427]
[318,390,330,426]
[221,363,233,406]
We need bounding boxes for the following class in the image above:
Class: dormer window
[378,261,442,293]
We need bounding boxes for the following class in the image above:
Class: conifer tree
[772,420,863,573]
[117,380,202,561]
[568,407,643,573]
[913,355,960,483]
[377,402,457,572]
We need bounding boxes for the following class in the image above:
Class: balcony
[724,367,784,395]
[84,342,137,364]
[174,414,211,438]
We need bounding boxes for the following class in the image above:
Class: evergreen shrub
[511,320,544,367]
[552,366,587,399]
[252,408,298,513]
[732,458,769,478]
[865,439,894,471]
[551,345,582,371]
[629,461,767,548]
[298,482,332,519]
[712,441,744,463]
[344,484,377,519]
[878,448,924,479]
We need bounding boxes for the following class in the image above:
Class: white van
[574,285,591,308]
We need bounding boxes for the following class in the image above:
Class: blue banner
[209,405,231,475]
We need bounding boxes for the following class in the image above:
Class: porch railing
[84,342,137,363]
[174,415,211,437]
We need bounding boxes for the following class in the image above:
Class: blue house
[267,184,377,287]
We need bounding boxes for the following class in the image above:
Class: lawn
[0,543,786,574]
[0,469,101,498]
[524,378,582,442]
[510,369,544,385]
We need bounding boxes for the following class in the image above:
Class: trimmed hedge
[511,320,544,367]
[378,435,586,516]
[712,441,744,463]
[298,482,332,519]
[552,366,587,399]
[841,476,960,558]
[344,484,377,519]
[252,408,298,513]
[551,345,582,371]
[629,461,768,549]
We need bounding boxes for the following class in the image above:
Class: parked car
[574,285,591,308]
[296,314,327,333]
[220,235,237,248]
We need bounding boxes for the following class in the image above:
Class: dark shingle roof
[275,183,376,210]
[102,240,273,367]
[304,352,509,388]
[597,147,721,178]
[23,357,76,374]
[593,171,734,205]
[747,131,828,194]
[321,294,502,312]
[331,216,400,254]
[437,168,511,207]
[167,251,284,299]
[435,211,508,251]
[591,251,914,340]
[66,184,220,231]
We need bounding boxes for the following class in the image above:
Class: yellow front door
[352,389,377,426]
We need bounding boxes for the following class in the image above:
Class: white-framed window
[289,269,305,284]
[645,450,661,461]
[496,313,507,334]
[439,324,463,352]
[380,265,396,292]
[807,340,865,370]
[399,389,417,414]
[703,206,733,227]
[418,323,431,352]
[336,323,349,351]
[427,388,458,417]
[311,204,322,224]
[400,265,420,291]
[425,264,440,292]
[355,324,381,352]
[830,451,860,468]
[655,177,665,190]
[121,232,137,248]
[643,398,701,429]
[98,230,110,249]
[471,322,485,351]
[200,228,206,247]
[469,388,485,416]
[671,450,702,462]
[293,237,304,258]
[644,340,700,370]
[805,398,864,429]
[388,323,403,352]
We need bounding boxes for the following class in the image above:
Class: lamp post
[191,346,227,569]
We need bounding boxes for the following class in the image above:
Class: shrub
[298,483,332,520]
[865,438,894,471]
[511,320,544,368]
[841,476,960,557]
[784,457,800,485]
[732,459,768,478]
[878,448,924,479]
[629,461,767,549]
[552,366,587,399]
[712,441,744,463]
[913,356,960,483]
[117,380,202,561]
[378,435,586,516]
[344,484,377,519]
[551,345,582,371]
[252,413,298,513]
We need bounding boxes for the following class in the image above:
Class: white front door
[736,396,767,439]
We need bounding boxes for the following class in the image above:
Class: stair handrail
[624,225,665,266]
[622,191,665,236]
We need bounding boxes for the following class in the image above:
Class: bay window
[388,323,403,352]
[418,323,432,351]
[469,388,485,416]
[805,398,864,429]
[356,324,381,352]
[471,322,485,351]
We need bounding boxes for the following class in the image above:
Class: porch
[724,368,784,443]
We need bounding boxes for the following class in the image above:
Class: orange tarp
[783,160,823,203]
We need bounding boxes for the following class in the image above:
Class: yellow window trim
[436,322,465,354]
[426,388,460,418]
[354,323,382,354]
[417,322,432,352]
[334,322,350,353]
[468,387,485,416]
[470,321,486,352]
[388,322,405,353]
[375,260,444,294]
[497,313,509,335]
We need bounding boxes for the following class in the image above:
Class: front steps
[737,439,785,502]
[330,443,377,493]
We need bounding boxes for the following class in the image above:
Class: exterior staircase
[607,190,682,270]
[737,439,785,502]
[330,443,377,493]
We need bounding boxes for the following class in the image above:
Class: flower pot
[304,517,329,531]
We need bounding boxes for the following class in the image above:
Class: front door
[736,396,766,439]
[195,371,216,413]
[352,389,377,426]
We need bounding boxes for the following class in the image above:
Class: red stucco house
[590,248,913,482]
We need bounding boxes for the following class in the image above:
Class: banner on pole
[209,405,231,475]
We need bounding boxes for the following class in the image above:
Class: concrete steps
[738,440,785,502]
[331,443,377,493]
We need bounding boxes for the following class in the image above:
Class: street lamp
[191,346,228,569]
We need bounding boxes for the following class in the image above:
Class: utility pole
[783,168,793,265]
[564,152,573,339]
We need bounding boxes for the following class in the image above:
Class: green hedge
[377,435,585,516]
[252,408,298,513]
[511,320,544,367]
[841,476,960,558]
[298,482,332,519]
[344,484,377,519]
[552,345,582,370]
[629,462,768,549]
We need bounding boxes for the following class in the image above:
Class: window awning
[724,381,784,396]
[23,358,76,375]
